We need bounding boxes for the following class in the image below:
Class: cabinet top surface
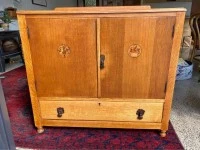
[17,6,186,15]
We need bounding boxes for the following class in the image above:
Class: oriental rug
[2,66,184,149]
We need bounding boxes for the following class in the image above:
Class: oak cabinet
[17,6,185,137]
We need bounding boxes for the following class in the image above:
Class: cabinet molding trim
[162,12,186,131]
[42,119,162,129]
[18,15,43,129]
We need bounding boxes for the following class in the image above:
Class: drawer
[40,100,164,122]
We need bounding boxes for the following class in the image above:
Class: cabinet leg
[37,127,44,133]
[160,130,166,137]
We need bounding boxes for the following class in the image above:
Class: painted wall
[0,0,77,10]
[53,0,77,8]
[13,0,54,10]
[0,0,77,30]
[13,0,77,10]
[0,0,14,10]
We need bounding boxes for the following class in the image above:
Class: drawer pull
[100,54,105,69]
[136,109,145,120]
[57,107,64,118]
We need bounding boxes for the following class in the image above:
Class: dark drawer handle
[100,54,105,69]
[57,107,64,118]
[136,109,145,120]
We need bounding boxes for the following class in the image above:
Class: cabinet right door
[100,16,176,99]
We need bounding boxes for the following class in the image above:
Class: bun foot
[37,127,44,133]
[160,130,166,137]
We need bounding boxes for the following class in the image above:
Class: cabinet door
[100,16,175,98]
[26,18,97,97]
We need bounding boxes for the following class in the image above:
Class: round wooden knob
[128,44,141,58]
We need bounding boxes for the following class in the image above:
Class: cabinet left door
[26,18,97,97]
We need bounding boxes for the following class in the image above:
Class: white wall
[13,0,54,10]
[13,0,77,10]
[0,0,14,10]
[0,0,77,10]
[0,0,77,30]
[53,0,77,8]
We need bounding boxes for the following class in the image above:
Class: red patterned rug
[2,66,184,149]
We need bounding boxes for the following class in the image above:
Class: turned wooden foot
[160,130,166,137]
[37,127,44,133]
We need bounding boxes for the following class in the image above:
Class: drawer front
[40,100,163,122]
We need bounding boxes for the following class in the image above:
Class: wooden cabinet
[17,6,185,137]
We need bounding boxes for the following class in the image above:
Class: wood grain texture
[42,120,162,129]
[148,17,176,98]
[161,12,186,131]
[97,18,101,98]
[38,97,165,103]
[26,18,97,97]
[17,15,42,128]
[100,16,175,98]
[24,13,177,19]
[40,100,163,122]
[17,7,186,15]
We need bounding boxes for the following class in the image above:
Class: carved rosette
[128,44,141,58]
[58,44,70,57]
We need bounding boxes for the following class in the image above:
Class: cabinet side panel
[17,15,42,128]
[161,12,186,131]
